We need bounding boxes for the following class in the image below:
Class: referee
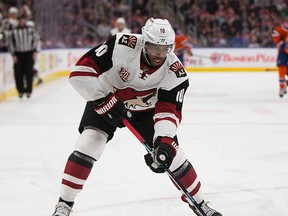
[8,14,40,98]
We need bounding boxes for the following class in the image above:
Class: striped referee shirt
[8,25,40,55]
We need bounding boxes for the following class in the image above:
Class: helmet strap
[142,50,154,67]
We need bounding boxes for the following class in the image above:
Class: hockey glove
[144,136,178,173]
[94,93,131,128]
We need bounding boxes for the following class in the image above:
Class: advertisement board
[184,48,278,72]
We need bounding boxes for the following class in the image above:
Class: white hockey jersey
[69,33,189,138]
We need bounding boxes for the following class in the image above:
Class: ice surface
[0,72,287,216]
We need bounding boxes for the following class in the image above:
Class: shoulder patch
[119,35,137,48]
[169,61,187,78]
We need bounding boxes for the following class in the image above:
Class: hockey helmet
[9,7,19,14]
[142,18,175,58]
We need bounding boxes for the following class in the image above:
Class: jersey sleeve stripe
[154,112,179,126]
[70,71,98,78]
[70,65,99,78]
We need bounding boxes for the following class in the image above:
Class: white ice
[0,72,288,216]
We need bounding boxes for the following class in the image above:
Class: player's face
[144,42,173,66]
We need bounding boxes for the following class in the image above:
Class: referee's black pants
[14,51,34,95]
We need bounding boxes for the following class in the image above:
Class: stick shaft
[122,118,207,216]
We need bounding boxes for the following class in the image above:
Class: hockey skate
[279,86,287,97]
[279,80,287,98]
[52,202,73,216]
[190,201,222,216]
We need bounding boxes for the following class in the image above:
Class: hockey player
[272,22,288,98]
[175,29,193,66]
[0,7,19,52]
[52,18,222,216]
[110,17,131,36]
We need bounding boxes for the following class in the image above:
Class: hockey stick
[122,118,207,216]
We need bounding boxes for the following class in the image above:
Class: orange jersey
[175,35,191,54]
[272,22,288,48]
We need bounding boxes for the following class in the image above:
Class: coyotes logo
[119,35,137,48]
[169,61,187,78]
[114,87,157,110]
[139,67,149,80]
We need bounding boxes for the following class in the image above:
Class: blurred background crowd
[1,0,288,49]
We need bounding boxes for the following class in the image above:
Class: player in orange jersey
[272,22,288,98]
[174,29,193,67]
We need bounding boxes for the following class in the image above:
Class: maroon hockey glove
[94,93,131,128]
[144,136,178,173]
